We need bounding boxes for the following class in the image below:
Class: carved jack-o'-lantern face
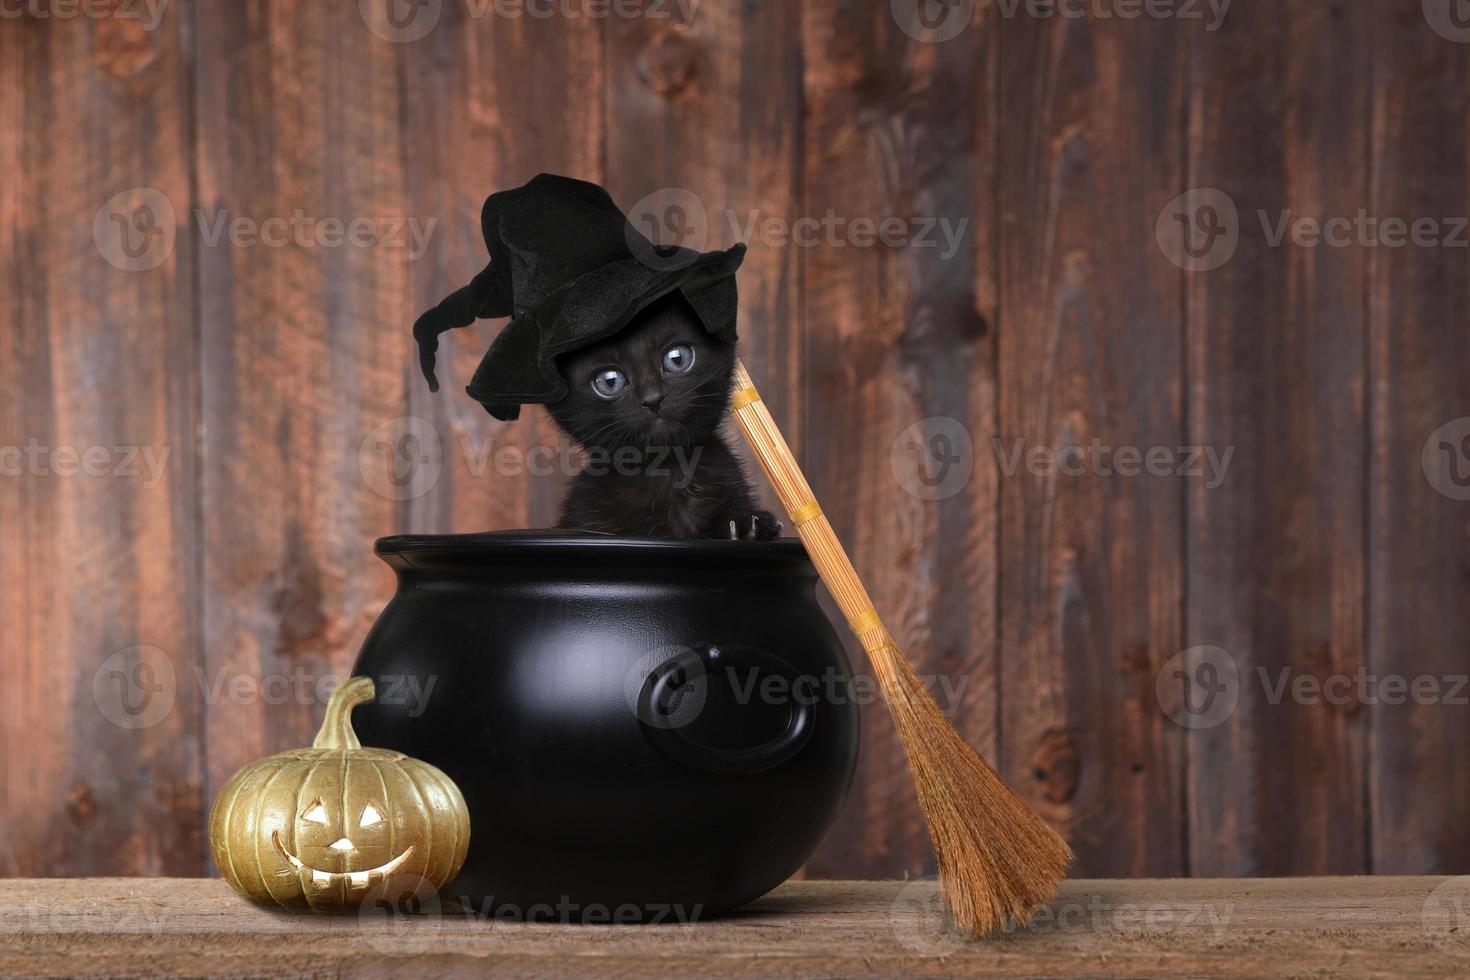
[210,677,470,912]
[273,796,414,886]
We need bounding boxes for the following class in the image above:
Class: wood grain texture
[193,1,409,820]
[795,2,1000,880]
[0,5,203,875]
[604,0,803,428]
[1367,3,1470,875]
[1184,0,1371,876]
[1,877,1466,977]
[997,10,1187,875]
[4,0,1470,884]
[401,1,604,535]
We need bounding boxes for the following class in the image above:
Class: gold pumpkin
[210,676,470,912]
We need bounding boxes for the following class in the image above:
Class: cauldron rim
[375,529,813,569]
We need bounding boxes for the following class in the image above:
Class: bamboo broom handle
[730,362,899,679]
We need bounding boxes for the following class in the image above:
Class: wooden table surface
[0,877,1466,977]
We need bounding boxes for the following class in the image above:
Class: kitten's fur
[550,293,781,540]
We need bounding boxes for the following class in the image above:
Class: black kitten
[549,293,781,540]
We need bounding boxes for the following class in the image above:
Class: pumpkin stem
[314,676,375,750]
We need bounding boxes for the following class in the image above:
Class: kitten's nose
[641,393,664,414]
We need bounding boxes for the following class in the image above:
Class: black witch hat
[413,174,746,421]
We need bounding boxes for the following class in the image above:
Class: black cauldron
[350,531,859,921]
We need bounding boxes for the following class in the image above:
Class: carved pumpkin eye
[301,802,329,825]
[359,804,383,828]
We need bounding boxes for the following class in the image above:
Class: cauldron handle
[637,646,815,775]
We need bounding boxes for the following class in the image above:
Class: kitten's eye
[662,344,695,375]
[591,368,627,399]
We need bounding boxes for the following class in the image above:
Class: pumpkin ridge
[369,756,395,894]
[214,769,247,894]
[333,749,349,911]
[450,767,470,875]
[223,758,277,905]
[398,759,434,886]
[251,760,298,912]
[429,768,456,883]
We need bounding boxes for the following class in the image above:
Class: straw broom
[729,360,1072,936]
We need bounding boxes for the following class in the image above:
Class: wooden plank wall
[1,0,1467,880]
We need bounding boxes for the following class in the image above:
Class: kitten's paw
[743,510,783,541]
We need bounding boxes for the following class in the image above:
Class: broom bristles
[877,646,1073,934]
[728,360,1072,936]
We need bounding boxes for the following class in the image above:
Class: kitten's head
[547,291,734,449]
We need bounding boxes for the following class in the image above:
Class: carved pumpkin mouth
[272,830,414,887]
